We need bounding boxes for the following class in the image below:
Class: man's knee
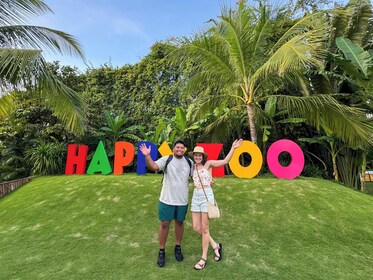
[174,220,184,227]
[160,220,171,230]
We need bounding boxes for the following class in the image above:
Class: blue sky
[35,0,238,71]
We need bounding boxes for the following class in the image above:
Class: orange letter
[114,142,135,175]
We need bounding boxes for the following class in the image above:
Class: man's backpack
[162,155,193,183]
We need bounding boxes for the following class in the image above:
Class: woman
[189,139,243,270]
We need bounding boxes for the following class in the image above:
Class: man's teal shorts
[158,201,188,222]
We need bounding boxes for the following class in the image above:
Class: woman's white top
[192,168,212,188]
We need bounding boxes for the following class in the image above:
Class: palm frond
[0,0,51,26]
[0,25,84,58]
[217,3,256,78]
[252,28,327,88]
[39,73,86,134]
[273,11,327,52]
[0,91,15,118]
[0,48,42,86]
[309,72,335,94]
[277,94,373,147]
[171,35,236,84]
[250,7,273,71]
[346,0,372,45]
[202,107,245,143]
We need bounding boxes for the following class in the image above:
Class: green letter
[87,141,112,175]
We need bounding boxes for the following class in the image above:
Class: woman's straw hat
[188,146,208,158]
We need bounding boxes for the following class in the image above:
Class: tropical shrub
[26,142,66,175]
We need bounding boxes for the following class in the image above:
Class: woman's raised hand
[232,139,243,149]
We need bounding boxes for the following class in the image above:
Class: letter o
[229,141,263,178]
[267,139,304,179]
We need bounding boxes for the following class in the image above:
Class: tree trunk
[246,103,257,144]
[330,142,339,182]
[332,155,339,182]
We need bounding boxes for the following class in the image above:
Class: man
[139,140,193,267]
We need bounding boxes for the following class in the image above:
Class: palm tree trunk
[246,103,257,144]
[330,143,339,181]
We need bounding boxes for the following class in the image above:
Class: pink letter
[267,139,304,179]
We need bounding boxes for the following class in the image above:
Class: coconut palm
[299,0,373,187]
[0,0,86,133]
[171,0,329,144]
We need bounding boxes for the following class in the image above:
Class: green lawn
[1,175,372,279]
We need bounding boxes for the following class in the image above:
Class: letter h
[65,144,88,174]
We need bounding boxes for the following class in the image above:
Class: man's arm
[139,143,160,171]
[144,154,160,171]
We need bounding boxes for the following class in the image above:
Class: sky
[34,0,238,71]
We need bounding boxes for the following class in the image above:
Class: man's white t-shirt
[155,156,193,206]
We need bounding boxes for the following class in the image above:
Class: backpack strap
[183,155,193,178]
[162,155,173,184]
[164,155,173,174]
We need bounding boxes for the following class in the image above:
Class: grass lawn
[0,174,372,279]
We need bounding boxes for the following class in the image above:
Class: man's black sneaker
[157,250,165,267]
[174,246,184,262]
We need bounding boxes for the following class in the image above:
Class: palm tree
[296,0,373,187]
[0,0,86,134]
[99,110,143,157]
[171,0,328,144]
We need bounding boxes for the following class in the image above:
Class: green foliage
[301,164,325,178]
[171,0,329,143]
[100,110,143,143]
[25,141,66,175]
[82,42,188,143]
[0,0,86,134]
[97,110,143,158]
[336,37,373,77]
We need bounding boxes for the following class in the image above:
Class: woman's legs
[192,212,220,260]
[200,212,210,260]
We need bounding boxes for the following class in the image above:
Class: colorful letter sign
[86,141,112,175]
[65,144,88,175]
[65,139,305,179]
[113,142,135,175]
[229,140,263,178]
[267,139,304,179]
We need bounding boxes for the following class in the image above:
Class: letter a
[86,141,112,175]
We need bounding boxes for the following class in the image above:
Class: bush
[26,142,66,175]
[301,164,324,178]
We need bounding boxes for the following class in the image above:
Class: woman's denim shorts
[191,188,215,213]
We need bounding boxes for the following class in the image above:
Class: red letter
[197,143,224,177]
[114,142,135,175]
[65,144,88,174]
